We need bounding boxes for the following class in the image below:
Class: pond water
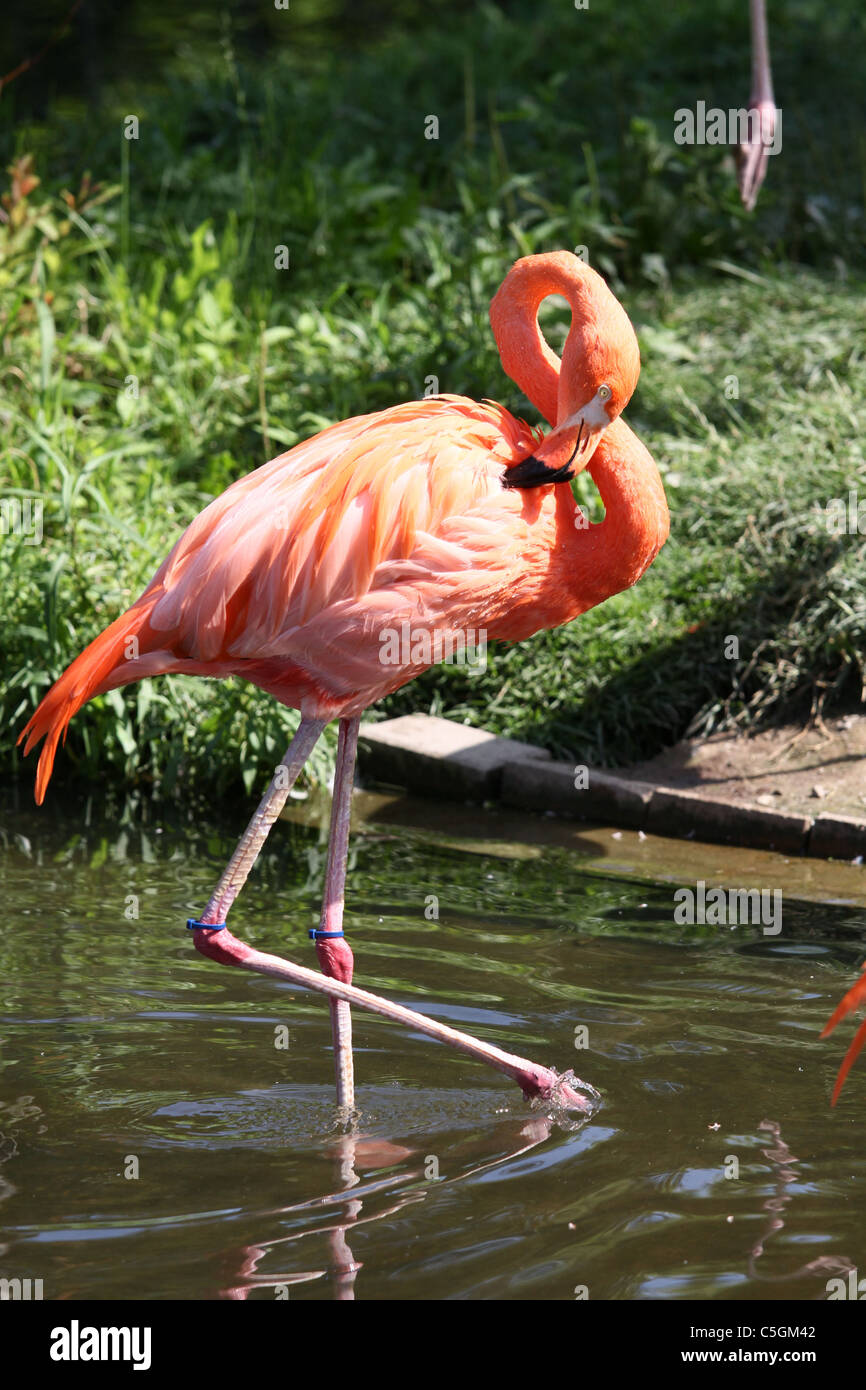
[1,787,865,1301]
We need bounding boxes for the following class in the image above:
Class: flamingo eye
[597,384,612,402]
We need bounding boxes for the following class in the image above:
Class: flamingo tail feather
[18,599,158,804]
[821,966,866,1106]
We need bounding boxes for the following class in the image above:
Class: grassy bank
[1,0,865,800]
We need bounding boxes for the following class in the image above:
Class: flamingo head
[491,250,641,485]
[537,280,641,475]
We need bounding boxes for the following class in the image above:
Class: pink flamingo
[20,250,669,1114]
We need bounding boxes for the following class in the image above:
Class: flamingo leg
[191,711,360,1110]
[197,716,327,927]
[193,923,598,1112]
[190,717,599,1117]
[312,716,361,1111]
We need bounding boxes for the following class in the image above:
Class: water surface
[1,789,864,1300]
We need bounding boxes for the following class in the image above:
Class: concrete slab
[358,714,866,864]
[358,713,550,800]
[647,787,810,854]
[501,759,652,828]
[810,814,866,861]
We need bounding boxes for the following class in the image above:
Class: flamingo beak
[550,412,607,471]
[502,414,609,490]
[502,418,598,490]
[502,389,614,490]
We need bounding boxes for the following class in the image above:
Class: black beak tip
[502,455,576,490]
[502,420,585,490]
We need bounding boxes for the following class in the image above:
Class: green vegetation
[1,0,864,800]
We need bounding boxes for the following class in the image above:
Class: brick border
[358,715,866,863]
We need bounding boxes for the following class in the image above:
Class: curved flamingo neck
[555,419,670,616]
[489,253,597,426]
[490,419,669,646]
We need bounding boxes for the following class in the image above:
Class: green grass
[1,0,865,800]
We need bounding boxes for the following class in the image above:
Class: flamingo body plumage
[23,395,544,798]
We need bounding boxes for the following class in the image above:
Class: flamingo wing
[138,395,546,694]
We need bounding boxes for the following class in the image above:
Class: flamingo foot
[735,99,777,211]
[514,1064,601,1116]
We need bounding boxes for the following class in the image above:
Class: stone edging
[358,714,866,862]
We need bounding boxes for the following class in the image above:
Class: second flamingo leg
[311,716,361,1111]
